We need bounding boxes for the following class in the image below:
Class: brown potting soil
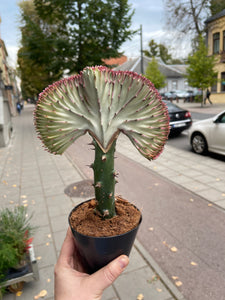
[69,196,141,237]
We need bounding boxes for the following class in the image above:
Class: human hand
[54,227,129,300]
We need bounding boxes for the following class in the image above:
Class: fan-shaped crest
[34,66,169,160]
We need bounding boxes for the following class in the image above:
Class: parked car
[160,92,177,100]
[170,90,188,99]
[189,110,225,156]
[163,100,192,135]
[184,90,203,102]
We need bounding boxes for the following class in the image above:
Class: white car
[189,110,225,156]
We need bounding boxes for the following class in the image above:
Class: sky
[0,0,190,69]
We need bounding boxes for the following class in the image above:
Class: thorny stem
[92,139,117,219]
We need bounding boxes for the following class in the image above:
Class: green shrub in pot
[0,206,34,281]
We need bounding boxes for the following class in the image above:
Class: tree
[164,0,225,44]
[158,44,173,64]
[164,0,209,39]
[186,35,218,105]
[144,39,183,64]
[144,40,159,58]
[144,39,173,64]
[33,0,135,73]
[17,0,64,100]
[144,39,173,63]
[144,57,166,90]
[18,0,135,99]
[210,0,225,15]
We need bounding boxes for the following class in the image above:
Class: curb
[135,240,186,300]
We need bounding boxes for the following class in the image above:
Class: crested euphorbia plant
[34,66,169,219]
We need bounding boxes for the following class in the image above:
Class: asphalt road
[167,111,225,162]
[66,135,225,300]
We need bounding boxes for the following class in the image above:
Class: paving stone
[46,194,73,208]
[102,286,118,300]
[114,266,172,300]
[50,214,68,233]
[2,292,15,300]
[207,180,225,192]
[196,188,225,202]
[48,201,73,218]
[179,180,209,192]
[123,247,148,274]
[18,266,54,300]
[170,175,193,184]
[20,187,44,198]
[32,211,50,228]
[214,199,225,209]
[53,230,67,253]
[33,225,53,246]
[35,243,57,268]
[44,185,67,197]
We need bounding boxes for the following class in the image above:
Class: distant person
[20,101,24,110]
[16,101,21,114]
[204,89,212,105]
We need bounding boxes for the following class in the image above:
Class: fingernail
[118,255,129,269]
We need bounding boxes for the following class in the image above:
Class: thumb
[89,255,129,292]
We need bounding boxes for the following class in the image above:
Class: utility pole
[140,24,144,74]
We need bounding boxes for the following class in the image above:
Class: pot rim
[68,199,142,239]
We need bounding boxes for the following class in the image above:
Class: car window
[163,100,180,110]
[215,112,225,123]
[220,113,225,123]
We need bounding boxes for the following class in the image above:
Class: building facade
[0,39,20,147]
[205,9,225,103]
[114,55,193,94]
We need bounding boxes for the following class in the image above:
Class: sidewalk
[173,99,225,115]
[0,105,185,300]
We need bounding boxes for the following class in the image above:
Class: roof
[0,39,8,57]
[205,9,225,24]
[113,56,186,78]
[103,55,127,66]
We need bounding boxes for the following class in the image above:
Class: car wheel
[191,133,208,154]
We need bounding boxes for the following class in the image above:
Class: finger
[89,255,129,291]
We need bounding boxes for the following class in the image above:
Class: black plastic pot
[68,200,142,274]
[4,264,30,281]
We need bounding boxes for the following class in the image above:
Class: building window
[213,32,220,54]
[223,30,225,51]
[221,72,225,92]
[211,80,217,93]
[172,80,177,90]
[184,80,188,89]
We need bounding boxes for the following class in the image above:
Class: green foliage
[0,244,19,282]
[17,0,64,100]
[34,66,170,218]
[210,0,225,15]
[144,39,173,64]
[0,206,35,279]
[158,44,173,64]
[186,35,218,91]
[33,0,135,72]
[17,0,136,99]
[144,57,166,90]
[144,40,159,58]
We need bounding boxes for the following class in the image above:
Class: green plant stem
[92,139,116,219]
